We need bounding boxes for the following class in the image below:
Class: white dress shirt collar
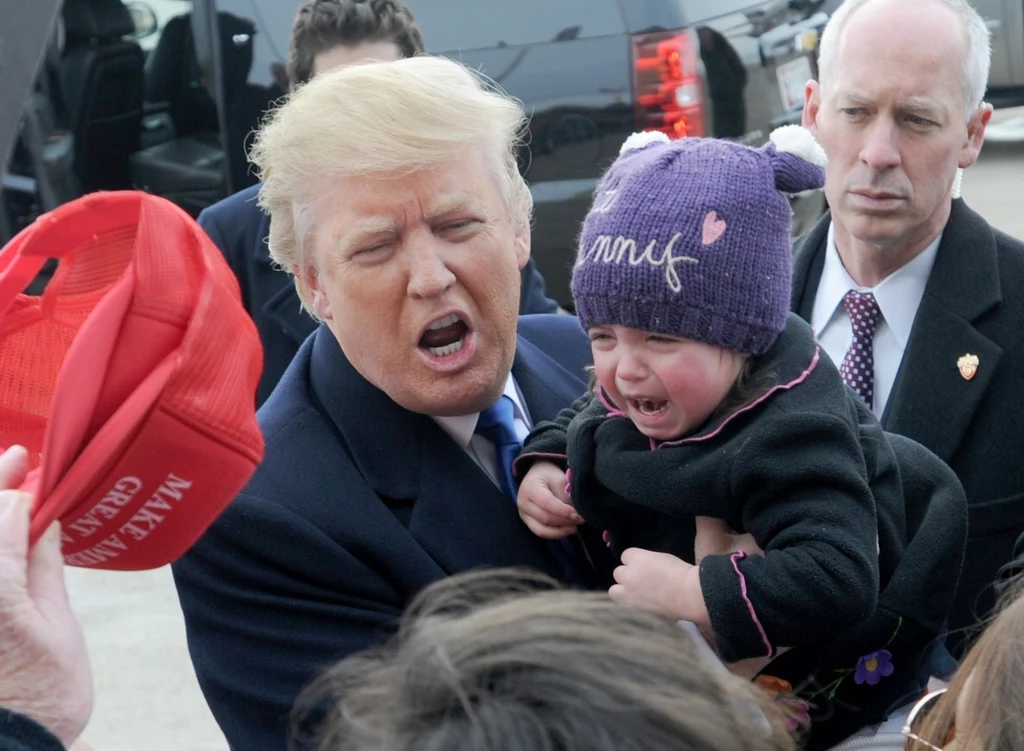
[811,222,942,348]
[432,374,532,450]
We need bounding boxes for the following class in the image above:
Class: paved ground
[66,108,1024,751]
[67,566,228,751]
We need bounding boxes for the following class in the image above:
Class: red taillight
[631,29,705,139]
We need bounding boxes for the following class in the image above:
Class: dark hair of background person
[287,0,425,87]
[291,568,797,751]
[908,575,1024,750]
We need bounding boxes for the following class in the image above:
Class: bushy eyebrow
[899,97,947,120]
[839,93,947,121]
[332,194,491,254]
[333,217,399,254]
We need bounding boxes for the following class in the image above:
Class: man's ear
[960,103,993,169]
[293,264,332,321]
[514,222,531,271]
[802,80,821,138]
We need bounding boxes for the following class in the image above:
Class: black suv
[5,0,831,305]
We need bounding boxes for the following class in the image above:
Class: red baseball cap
[0,191,264,570]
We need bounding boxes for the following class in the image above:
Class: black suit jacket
[197,184,560,406]
[172,314,594,751]
[0,710,62,751]
[792,199,1024,655]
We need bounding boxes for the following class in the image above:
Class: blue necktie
[474,395,521,502]
[475,396,587,586]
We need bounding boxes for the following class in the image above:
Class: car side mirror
[126,1,159,40]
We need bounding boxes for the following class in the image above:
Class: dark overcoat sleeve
[172,417,410,751]
[0,710,65,751]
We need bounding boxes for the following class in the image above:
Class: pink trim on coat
[596,388,627,418]
[731,550,774,659]
[511,452,567,478]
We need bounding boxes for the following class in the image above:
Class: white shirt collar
[432,374,530,450]
[810,222,942,349]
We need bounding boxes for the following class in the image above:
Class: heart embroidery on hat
[702,211,727,246]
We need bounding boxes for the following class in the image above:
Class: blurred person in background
[197,0,558,407]
[903,577,1024,750]
[794,0,1024,662]
[294,568,797,751]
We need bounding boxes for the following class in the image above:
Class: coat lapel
[791,201,1004,465]
[882,200,1003,464]
[309,328,572,580]
[791,210,831,323]
[511,333,591,424]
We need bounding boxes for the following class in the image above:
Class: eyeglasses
[901,688,955,751]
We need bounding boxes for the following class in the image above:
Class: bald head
[817,0,990,121]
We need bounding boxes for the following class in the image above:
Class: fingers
[517,465,582,540]
[521,516,579,540]
[516,499,581,528]
[0,446,29,491]
[608,583,627,604]
[27,522,69,611]
[545,474,571,505]
[523,490,582,524]
[518,488,582,539]
[618,547,657,566]
[0,489,33,601]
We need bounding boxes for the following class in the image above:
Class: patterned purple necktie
[840,290,882,409]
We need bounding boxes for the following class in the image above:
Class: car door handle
[985,18,1002,30]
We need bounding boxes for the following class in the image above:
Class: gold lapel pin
[957,353,979,381]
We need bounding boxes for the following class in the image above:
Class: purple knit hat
[572,126,826,355]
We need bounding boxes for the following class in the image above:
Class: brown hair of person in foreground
[908,575,1024,751]
[292,568,796,751]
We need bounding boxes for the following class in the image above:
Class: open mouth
[629,398,669,417]
[419,313,470,358]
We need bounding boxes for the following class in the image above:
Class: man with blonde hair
[172,55,598,751]
[196,0,558,407]
[794,0,1024,663]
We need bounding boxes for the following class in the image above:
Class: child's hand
[516,462,583,539]
[610,548,709,627]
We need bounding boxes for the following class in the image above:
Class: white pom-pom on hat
[768,125,827,166]
[619,130,671,155]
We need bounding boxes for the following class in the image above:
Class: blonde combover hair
[817,0,991,121]
[249,55,533,313]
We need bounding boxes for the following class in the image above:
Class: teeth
[428,338,465,358]
[632,399,667,416]
[428,313,461,330]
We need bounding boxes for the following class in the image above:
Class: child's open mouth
[629,398,669,417]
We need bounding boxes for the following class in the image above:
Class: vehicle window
[676,0,766,25]
[124,0,194,53]
[404,0,624,50]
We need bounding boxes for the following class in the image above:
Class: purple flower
[854,650,894,686]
